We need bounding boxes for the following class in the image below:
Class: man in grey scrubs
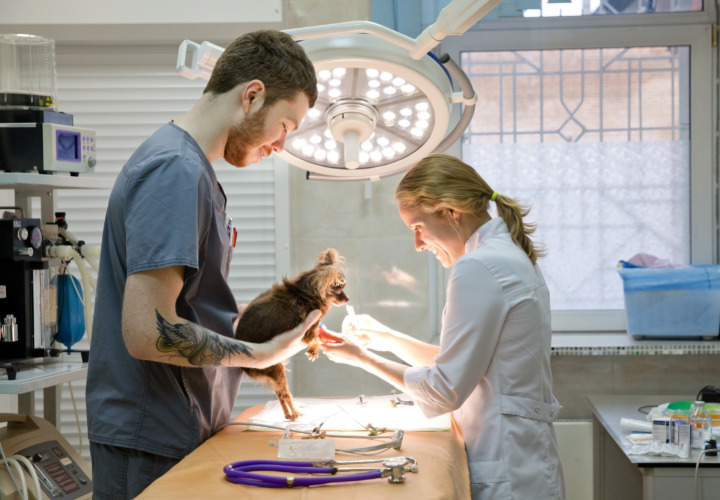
[86,30,319,499]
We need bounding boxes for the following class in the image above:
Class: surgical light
[176,0,501,181]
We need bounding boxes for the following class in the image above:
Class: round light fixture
[276,34,453,181]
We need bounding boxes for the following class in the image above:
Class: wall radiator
[555,419,594,500]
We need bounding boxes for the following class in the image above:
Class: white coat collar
[464,217,509,254]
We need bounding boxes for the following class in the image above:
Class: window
[442,17,715,331]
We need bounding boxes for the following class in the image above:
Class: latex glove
[341,313,393,351]
[321,333,368,368]
[317,323,343,344]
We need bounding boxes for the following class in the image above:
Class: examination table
[135,403,471,499]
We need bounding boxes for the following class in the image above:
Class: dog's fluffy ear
[317,248,343,267]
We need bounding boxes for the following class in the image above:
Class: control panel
[42,123,97,174]
[0,218,43,261]
[17,440,92,499]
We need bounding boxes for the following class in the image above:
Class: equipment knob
[16,247,33,257]
[32,453,43,463]
[87,156,97,168]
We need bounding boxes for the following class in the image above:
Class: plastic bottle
[689,400,712,449]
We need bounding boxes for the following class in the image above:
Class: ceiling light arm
[176,39,224,80]
[409,0,503,59]
[432,53,477,154]
[285,21,416,53]
[177,21,419,81]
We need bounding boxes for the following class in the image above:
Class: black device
[697,385,720,404]
[0,218,52,361]
[0,109,96,175]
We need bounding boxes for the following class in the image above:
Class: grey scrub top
[86,122,242,459]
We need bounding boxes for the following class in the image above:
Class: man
[86,30,319,498]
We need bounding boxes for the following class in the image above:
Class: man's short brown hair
[204,30,317,108]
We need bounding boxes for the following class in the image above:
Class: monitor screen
[56,130,81,162]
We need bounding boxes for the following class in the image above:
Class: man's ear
[241,80,266,113]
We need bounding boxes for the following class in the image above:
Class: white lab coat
[404,217,565,500]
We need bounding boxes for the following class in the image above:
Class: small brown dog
[235,248,349,421]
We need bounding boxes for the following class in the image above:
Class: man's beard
[224,105,271,167]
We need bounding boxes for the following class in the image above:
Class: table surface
[587,394,720,467]
[0,357,88,394]
[136,403,471,500]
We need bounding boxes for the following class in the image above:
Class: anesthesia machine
[0,34,97,375]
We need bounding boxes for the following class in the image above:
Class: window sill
[551,332,720,356]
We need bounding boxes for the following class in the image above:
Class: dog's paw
[305,346,319,361]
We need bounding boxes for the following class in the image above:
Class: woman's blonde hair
[395,154,545,264]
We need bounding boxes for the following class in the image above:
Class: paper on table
[247,393,451,431]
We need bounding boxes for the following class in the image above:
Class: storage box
[617,264,720,339]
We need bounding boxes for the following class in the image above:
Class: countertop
[552,332,720,356]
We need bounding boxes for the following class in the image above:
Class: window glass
[521,0,703,17]
[461,47,690,310]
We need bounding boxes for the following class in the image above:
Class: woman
[322,154,565,499]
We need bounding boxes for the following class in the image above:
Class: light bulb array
[285,65,436,170]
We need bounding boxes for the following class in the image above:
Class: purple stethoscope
[223,456,418,488]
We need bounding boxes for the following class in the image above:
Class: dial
[29,226,42,249]
[16,227,28,241]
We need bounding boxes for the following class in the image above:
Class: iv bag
[54,274,85,348]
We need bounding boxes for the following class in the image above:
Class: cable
[67,379,84,456]
[11,455,41,500]
[0,441,25,500]
[694,447,719,500]
[637,405,655,415]
[6,459,27,500]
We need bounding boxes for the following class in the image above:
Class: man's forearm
[154,309,254,366]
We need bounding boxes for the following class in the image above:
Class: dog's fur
[235,248,349,420]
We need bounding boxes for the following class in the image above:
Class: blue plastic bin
[617,263,720,339]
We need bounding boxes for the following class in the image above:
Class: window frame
[440,13,717,331]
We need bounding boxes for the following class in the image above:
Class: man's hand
[258,310,323,365]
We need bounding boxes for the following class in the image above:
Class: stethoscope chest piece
[383,457,417,484]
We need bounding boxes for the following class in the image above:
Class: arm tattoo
[155,310,255,366]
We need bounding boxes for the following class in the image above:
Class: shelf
[1,171,114,222]
[0,358,88,394]
[0,171,114,191]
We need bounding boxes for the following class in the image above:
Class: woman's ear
[447,208,461,223]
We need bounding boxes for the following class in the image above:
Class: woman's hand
[321,334,368,368]
[341,314,394,351]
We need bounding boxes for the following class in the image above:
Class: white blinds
[38,43,280,463]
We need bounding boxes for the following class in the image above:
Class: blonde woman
[322,154,565,499]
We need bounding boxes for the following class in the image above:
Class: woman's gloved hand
[341,314,393,351]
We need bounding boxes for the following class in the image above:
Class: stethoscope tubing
[224,460,383,488]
